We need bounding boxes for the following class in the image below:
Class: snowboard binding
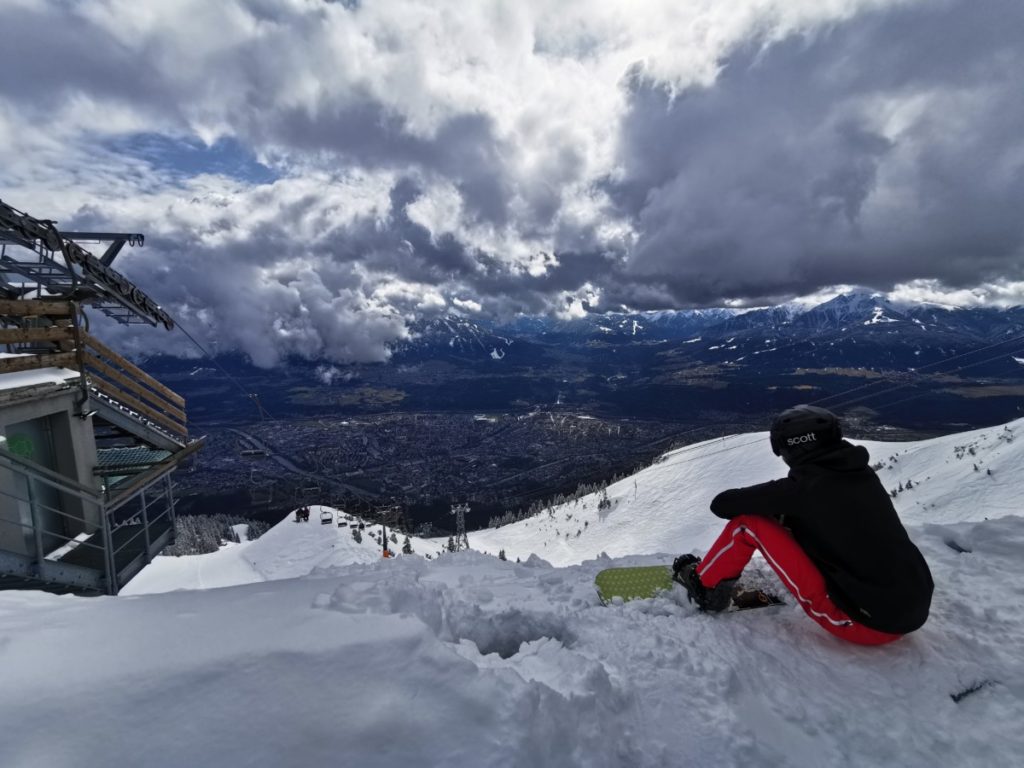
[672,555,736,613]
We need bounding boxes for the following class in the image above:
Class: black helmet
[770,405,842,463]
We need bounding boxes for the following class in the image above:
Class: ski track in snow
[2,423,1024,766]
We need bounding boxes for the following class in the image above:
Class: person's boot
[672,555,736,613]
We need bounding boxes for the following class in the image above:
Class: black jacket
[710,440,933,634]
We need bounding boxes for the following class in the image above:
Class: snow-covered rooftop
[0,352,79,393]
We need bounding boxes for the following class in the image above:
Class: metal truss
[0,198,173,329]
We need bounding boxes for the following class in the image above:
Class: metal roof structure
[0,198,173,329]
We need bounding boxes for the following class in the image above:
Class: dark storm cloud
[264,104,514,226]
[0,5,164,112]
[609,0,1024,306]
[310,176,480,284]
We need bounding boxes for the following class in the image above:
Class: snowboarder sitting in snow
[674,405,933,646]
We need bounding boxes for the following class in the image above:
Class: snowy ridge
[2,422,1024,766]
[122,506,435,595]
[471,418,1024,564]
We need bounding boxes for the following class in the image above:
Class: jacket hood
[789,440,869,473]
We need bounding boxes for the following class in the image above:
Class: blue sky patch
[105,133,279,184]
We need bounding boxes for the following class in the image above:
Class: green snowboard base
[595,564,783,611]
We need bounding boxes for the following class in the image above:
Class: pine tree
[165,514,269,556]
[447,536,456,553]
[498,549,506,561]
[402,535,413,555]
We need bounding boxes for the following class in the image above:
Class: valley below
[153,292,1024,534]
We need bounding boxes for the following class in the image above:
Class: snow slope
[2,423,1023,767]
[123,506,434,595]
[470,419,1024,565]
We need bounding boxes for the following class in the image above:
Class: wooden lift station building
[0,199,202,594]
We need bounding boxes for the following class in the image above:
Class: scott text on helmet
[786,433,817,446]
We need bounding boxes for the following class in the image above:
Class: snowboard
[594,565,783,611]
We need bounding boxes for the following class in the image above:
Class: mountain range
[142,288,1024,433]
[396,290,1024,371]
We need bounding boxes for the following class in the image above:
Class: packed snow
[2,421,1024,767]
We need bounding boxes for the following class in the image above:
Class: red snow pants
[697,515,903,646]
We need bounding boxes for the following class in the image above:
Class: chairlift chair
[320,509,333,525]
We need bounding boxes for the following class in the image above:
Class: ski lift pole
[380,503,400,557]
[450,502,469,552]
[379,504,389,557]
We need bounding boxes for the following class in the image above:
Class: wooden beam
[0,327,75,344]
[82,333,185,409]
[89,378,187,440]
[0,299,73,317]
[84,352,187,424]
[89,382,187,442]
[0,351,77,375]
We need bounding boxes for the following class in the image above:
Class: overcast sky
[2,0,1022,364]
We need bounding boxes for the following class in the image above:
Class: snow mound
[6,419,1024,765]
[124,506,433,595]
[2,516,1023,767]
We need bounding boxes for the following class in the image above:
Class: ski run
[2,419,1023,767]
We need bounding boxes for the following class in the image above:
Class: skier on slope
[674,405,934,645]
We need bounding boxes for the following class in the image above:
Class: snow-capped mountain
[4,419,1023,767]
[394,292,1024,366]
[498,308,739,343]
[389,314,521,361]
[664,289,1024,375]
[711,289,1024,341]
[791,291,909,331]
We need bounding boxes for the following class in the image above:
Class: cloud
[609,0,1024,305]
[1,0,1021,364]
[315,364,355,385]
[887,279,1024,310]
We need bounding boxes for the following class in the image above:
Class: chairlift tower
[450,503,470,551]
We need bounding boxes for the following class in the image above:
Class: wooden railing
[0,300,187,444]
[0,298,75,318]
[80,333,187,442]
[0,300,77,374]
